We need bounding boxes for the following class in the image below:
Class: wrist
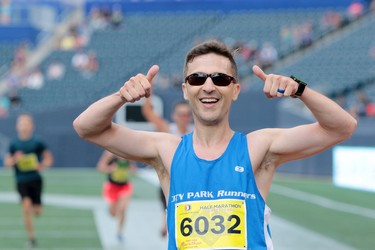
[290,75,307,98]
[116,91,127,103]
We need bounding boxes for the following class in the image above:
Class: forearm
[73,92,125,138]
[39,151,53,170]
[4,155,14,168]
[300,87,357,138]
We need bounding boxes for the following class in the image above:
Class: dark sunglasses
[185,73,236,86]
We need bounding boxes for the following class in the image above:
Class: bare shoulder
[149,132,182,172]
[246,128,281,171]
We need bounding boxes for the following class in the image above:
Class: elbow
[338,117,357,142]
[73,117,89,139]
[346,116,357,136]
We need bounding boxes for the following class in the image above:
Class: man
[5,113,54,248]
[97,150,137,242]
[142,97,194,237]
[73,40,357,249]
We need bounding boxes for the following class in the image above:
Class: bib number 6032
[180,214,241,237]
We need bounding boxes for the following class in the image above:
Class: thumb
[146,65,159,83]
[252,65,267,81]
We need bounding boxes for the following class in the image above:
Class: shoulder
[151,132,181,165]
[9,137,18,146]
[247,128,277,144]
[246,128,280,169]
[31,135,45,143]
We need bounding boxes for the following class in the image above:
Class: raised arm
[142,96,170,133]
[252,65,357,165]
[73,65,161,162]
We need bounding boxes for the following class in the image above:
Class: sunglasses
[185,73,236,86]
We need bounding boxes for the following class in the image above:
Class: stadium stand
[6,7,352,112]
[0,0,374,168]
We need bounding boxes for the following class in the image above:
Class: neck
[193,122,234,147]
[192,125,234,160]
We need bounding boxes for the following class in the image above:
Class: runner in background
[4,113,54,248]
[97,150,137,242]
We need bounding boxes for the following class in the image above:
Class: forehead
[186,53,232,75]
[17,115,33,124]
[175,104,190,112]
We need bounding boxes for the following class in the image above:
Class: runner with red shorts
[97,150,136,242]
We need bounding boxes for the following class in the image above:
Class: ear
[232,83,241,101]
[182,83,188,100]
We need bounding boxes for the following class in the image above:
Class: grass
[268,174,375,250]
[0,167,160,249]
[0,202,101,249]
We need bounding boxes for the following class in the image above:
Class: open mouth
[200,98,219,104]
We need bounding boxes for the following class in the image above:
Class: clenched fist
[119,65,159,103]
[253,65,299,98]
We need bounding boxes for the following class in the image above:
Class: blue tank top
[167,132,273,250]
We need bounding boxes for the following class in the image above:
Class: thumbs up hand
[119,65,159,103]
[252,65,299,98]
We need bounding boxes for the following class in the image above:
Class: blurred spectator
[0,0,11,25]
[46,60,65,80]
[366,102,375,117]
[335,94,350,110]
[82,51,99,79]
[347,1,364,21]
[280,26,294,48]
[0,95,10,118]
[257,42,278,68]
[349,90,372,118]
[59,33,77,51]
[89,6,110,31]
[26,68,44,90]
[320,11,343,31]
[298,21,314,49]
[72,50,89,71]
[111,5,124,28]
[4,67,26,90]
[7,90,21,109]
[60,25,89,51]
[11,42,29,71]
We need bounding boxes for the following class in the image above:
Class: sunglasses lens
[186,73,235,86]
[211,74,231,86]
[187,74,207,86]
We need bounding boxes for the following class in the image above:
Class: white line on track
[271,184,375,219]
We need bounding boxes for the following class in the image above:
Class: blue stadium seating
[10,8,375,113]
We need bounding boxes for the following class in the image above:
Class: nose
[202,76,215,92]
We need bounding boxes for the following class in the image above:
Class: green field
[269,175,375,250]
[0,168,159,249]
[0,168,374,249]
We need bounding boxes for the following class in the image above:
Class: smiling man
[73,40,356,250]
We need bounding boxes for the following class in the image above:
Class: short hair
[183,40,238,80]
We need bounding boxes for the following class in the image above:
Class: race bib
[175,199,247,250]
[111,168,129,182]
[17,153,38,172]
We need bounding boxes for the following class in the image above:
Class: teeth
[201,98,218,103]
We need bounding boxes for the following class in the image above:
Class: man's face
[16,115,34,140]
[173,104,192,126]
[182,53,240,126]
